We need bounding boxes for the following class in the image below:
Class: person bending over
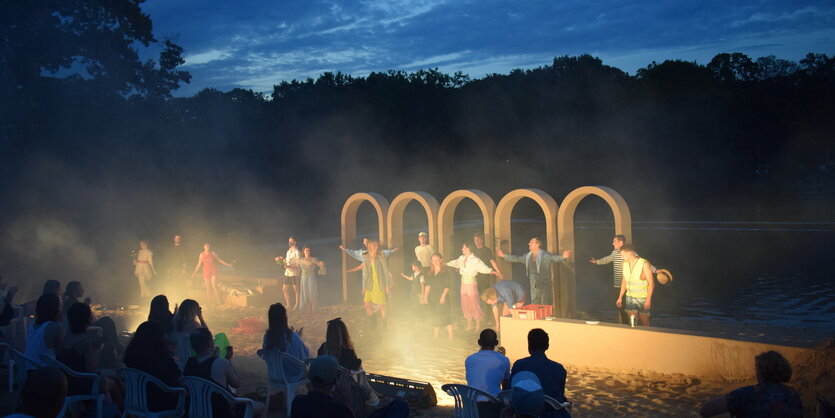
[700,351,802,418]
[482,280,526,332]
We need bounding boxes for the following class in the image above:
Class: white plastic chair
[117,367,186,417]
[9,349,40,390]
[442,383,502,418]
[257,348,309,417]
[0,342,13,393]
[167,332,192,371]
[182,376,254,418]
[41,355,104,418]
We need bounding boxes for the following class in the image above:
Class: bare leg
[282,284,292,307]
[210,276,221,305]
[446,325,453,340]
[204,278,212,303]
[364,301,374,316]
[466,318,473,330]
[639,313,651,327]
[293,284,300,309]
[476,318,482,333]
[379,304,387,319]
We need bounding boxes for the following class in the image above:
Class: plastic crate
[510,304,553,320]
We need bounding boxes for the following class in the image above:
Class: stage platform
[499,316,809,379]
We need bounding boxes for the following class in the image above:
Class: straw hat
[655,269,673,285]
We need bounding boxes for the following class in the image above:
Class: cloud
[140,0,835,95]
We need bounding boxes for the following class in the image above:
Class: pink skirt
[460,282,484,320]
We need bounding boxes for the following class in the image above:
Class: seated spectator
[466,329,510,396]
[0,275,19,335]
[25,293,64,367]
[123,321,182,412]
[42,280,61,297]
[184,327,266,418]
[62,281,123,367]
[481,280,526,331]
[148,295,174,333]
[317,317,361,370]
[500,371,545,418]
[291,354,354,418]
[510,328,569,418]
[6,366,68,418]
[262,302,309,363]
[172,299,207,334]
[700,350,802,418]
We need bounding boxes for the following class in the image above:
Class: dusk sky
[142,0,835,96]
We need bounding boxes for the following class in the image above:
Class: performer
[191,243,234,305]
[133,240,156,298]
[424,253,453,339]
[339,240,398,313]
[165,234,189,284]
[472,232,503,321]
[496,238,570,305]
[616,244,655,326]
[414,232,434,270]
[275,237,301,310]
[343,240,393,328]
[400,260,427,307]
[298,246,325,313]
[481,279,526,332]
[447,242,497,332]
[589,235,657,324]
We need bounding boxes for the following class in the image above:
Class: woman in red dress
[191,243,234,305]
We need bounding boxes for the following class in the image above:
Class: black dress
[426,268,453,327]
[317,343,362,370]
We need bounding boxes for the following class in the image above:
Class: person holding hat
[501,371,545,418]
[291,355,354,418]
[414,232,435,270]
[616,244,655,327]
[466,329,510,417]
[510,328,569,418]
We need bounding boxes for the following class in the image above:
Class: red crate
[510,304,553,320]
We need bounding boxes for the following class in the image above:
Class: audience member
[317,317,361,370]
[172,299,207,334]
[0,275,19,334]
[466,329,510,418]
[500,371,545,418]
[24,293,63,367]
[60,302,124,410]
[148,294,174,333]
[42,280,61,297]
[291,354,354,418]
[700,351,802,417]
[7,366,68,418]
[262,303,309,382]
[510,328,569,418]
[184,327,266,418]
[123,321,182,412]
[61,280,123,366]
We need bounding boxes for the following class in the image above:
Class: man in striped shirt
[590,235,655,324]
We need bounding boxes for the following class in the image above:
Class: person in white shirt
[448,243,498,332]
[465,329,510,417]
[276,237,301,310]
[414,232,435,270]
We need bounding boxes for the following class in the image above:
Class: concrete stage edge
[500,317,809,379]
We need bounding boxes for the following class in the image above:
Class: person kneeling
[185,328,266,418]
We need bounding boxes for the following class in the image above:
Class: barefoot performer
[616,244,655,326]
[343,239,393,327]
[134,240,156,298]
[447,242,497,332]
[191,243,234,305]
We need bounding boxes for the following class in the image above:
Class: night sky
[142,0,835,96]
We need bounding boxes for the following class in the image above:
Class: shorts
[283,275,300,287]
[623,296,651,315]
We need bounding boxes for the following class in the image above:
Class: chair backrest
[259,348,307,385]
[442,383,500,418]
[169,332,191,370]
[544,394,572,413]
[182,376,253,418]
[10,349,40,385]
[117,367,185,414]
[40,355,100,395]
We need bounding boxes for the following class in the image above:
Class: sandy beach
[92,301,834,417]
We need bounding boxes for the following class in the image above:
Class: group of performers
[133,231,668,330]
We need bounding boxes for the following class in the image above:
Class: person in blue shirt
[510,328,569,418]
[496,238,571,305]
[481,280,526,332]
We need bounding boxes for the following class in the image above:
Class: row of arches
[340,187,632,317]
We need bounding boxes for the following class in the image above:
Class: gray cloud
[140,0,835,95]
